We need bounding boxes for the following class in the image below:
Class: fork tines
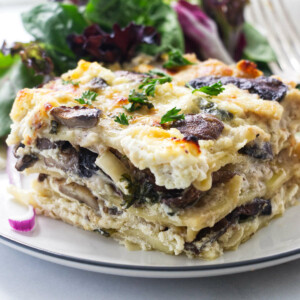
[247,0,300,79]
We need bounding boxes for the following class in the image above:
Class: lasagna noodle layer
[22,146,300,241]
[9,174,299,260]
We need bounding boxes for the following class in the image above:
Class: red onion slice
[8,205,36,232]
[6,146,36,232]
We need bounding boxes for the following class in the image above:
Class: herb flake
[123,89,154,112]
[163,49,195,69]
[75,90,98,105]
[114,113,130,125]
[191,81,225,96]
[139,69,172,97]
[160,107,185,124]
[62,79,80,86]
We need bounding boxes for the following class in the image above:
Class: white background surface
[1,2,300,299]
[0,242,300,300]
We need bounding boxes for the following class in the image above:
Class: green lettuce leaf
[21,2,88,73]
[0,58,43,137]
[243,22,276,63]
[0,53,19,78]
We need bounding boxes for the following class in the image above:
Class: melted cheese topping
[7,59,300,191]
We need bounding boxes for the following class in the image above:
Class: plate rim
[1,232,299,272]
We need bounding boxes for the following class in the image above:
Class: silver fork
[247,0,300,80]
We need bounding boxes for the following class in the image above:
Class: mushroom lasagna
[7,55,300,259]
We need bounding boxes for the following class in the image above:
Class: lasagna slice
[7,57,300,259]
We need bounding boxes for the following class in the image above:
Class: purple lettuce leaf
[173,0,233,64]
[201,0,248,60]
[67,22,160,64]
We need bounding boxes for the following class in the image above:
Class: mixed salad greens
[0,0,275,138]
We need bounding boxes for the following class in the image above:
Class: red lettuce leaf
[67,22,160,64]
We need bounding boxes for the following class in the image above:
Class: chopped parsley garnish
[160,107,185,124]
[296,83,300,90]
[123,89,154,112]
[139,69,172,97]
[114,113,130,125]
[191,81,225,96]
[163,49,195,69]
[147,69,169,77]
[123,70,171,113]
[75,90,98,105]
[62,79,80,86]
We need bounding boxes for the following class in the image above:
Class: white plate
[0,171,299,278]
[0,0,300,279]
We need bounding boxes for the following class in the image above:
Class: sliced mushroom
[57,181,99,210]
[184,198,271,255]
[87,77,108,90]
[231,198,272,220]
[161,186,204,210]
[212,167,236,185]
[44,142,79,173]
[171,113,224,140]
[188,75,288,102]
[15,154,38,172]
[38,173,48,182]
[39,140,100,177]
[239,140,273,160]
[78,147,99,178]
[50,106,101,128]
[103,206,123,216]
[36,138,55,150]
